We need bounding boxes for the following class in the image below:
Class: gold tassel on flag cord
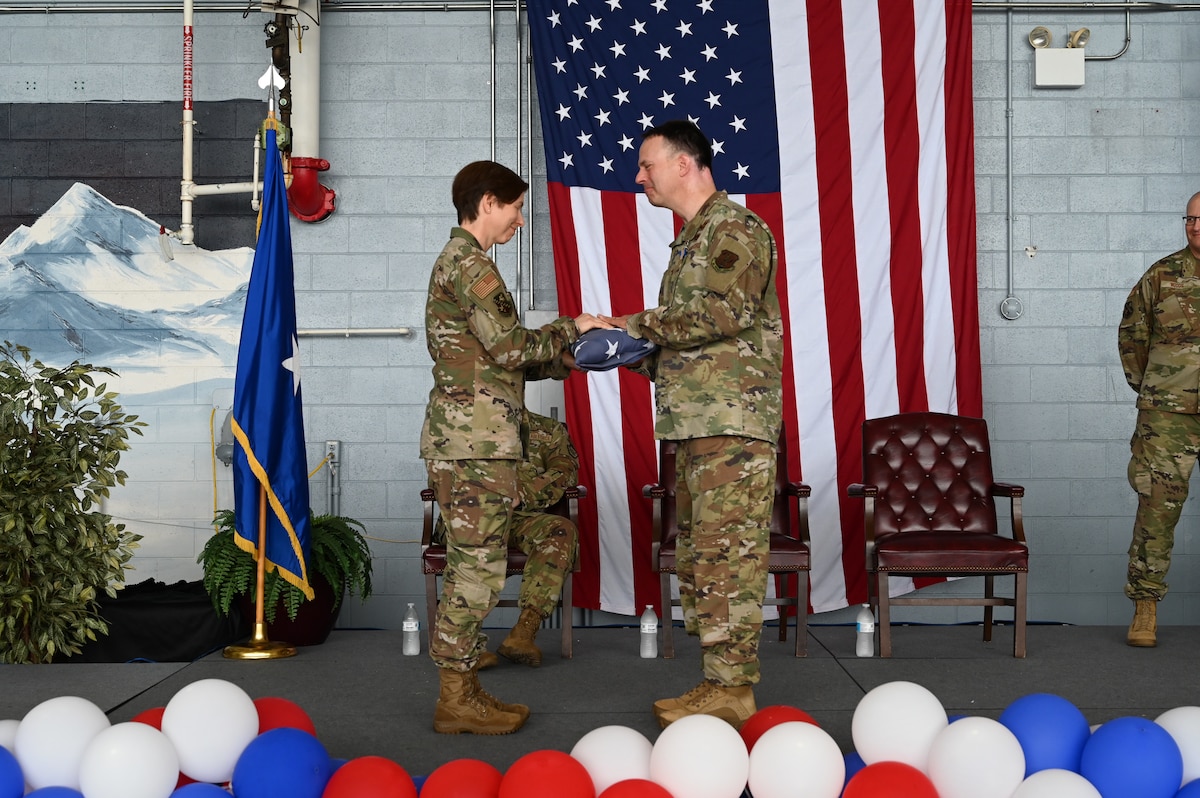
[224,483,297,660]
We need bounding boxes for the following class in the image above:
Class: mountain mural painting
[0,182,253,398]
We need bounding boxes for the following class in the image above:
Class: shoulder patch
[494,292,514,315]
[714,249,739,271]
[470,272,501,300]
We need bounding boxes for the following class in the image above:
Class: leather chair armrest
[847,483,877,498]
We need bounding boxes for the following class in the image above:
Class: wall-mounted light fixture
[1029,26,1086,88]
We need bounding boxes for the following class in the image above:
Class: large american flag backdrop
[528,0,982,615]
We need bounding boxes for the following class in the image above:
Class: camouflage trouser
[674,435,775,687]
[509,511,578,617]
[1126,409,1200,601]
[426,458,518,672]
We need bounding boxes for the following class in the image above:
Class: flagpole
[224,483,297,660]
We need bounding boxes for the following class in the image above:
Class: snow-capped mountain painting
[0,183,253,396]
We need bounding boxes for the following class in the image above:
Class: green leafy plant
[0,341,145,664]
[200,510,373,623]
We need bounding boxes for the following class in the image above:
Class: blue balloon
[844,750,866,787]
[231,728,333,798]
[1081,716,1182,798]
[413,774,427,792]
[26,790,84,798]
[999,692,1091,776]
[171,784,234,797]
[0,747,22,798]
[1176,780,1200,798]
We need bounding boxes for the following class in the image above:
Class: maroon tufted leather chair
[848,412,1028,657]
[420,485,585,658]
[644,435,812,658]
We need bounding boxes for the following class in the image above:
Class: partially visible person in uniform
[470,408,580,669]
[603,120,784,729]
[421,160,608,735]
[1119,191,1200,648]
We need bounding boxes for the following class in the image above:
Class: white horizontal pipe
[297,328,413,338]
[187,181,260,197]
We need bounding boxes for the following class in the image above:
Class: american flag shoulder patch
[470,271,501,301]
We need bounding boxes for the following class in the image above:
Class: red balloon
[739,704,818,752]
[843,761,938,798]
[321,756,417,798]
[598,779,674,798]
[421,759,503,798]
[500,750,594,798]
[130,706,166,729]
[255,696,318,736]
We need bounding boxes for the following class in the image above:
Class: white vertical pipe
[180,0,196,245]
[289,0,321,159]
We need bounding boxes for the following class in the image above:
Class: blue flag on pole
[230,126,313,600]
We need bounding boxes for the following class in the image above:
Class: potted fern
[199,509,373,645]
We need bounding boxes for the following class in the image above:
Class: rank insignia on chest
[714,250,739,271]
[494,292,514,315]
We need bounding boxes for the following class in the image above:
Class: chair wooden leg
[424,573,439,650]
[660,572,675,659]
[1014,572,1028,658]
[778,573,789,644]
[983,575,995,643]
[795,571,808,657]
[877,571,892,657]
[561,570,573,659]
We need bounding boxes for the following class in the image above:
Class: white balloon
[0,720,18,753]
[1156,706,1200,788]
[650,714,749,798]
[851,681,947,772]
[927,716,1026,798]
[1011,768,1103,798]
[571,725,653,794]
[160,679,259,784]
[748,721,844,798]
[79,722,180,798]
[13,696,110,790]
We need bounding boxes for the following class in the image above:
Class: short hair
[452,161,530,224]
[643,120,713,172]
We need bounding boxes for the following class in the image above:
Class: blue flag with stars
[230,126,313,600]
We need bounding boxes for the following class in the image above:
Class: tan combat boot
[654,680,757,730]
[432,668,526,735]
[468,668,530,723]
[1127,600,1157,647]
[498,607,545,667]
[476,650,499,670]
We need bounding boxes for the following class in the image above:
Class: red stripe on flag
[600,192,660,611]
[548,181,602,610]
[880,0,930,412]
[807,0,869,603]
[944,0,983,416]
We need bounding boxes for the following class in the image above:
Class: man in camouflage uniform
[472,409,580,669]
[1119,191,1200,647]
[421,160,608,734]
[605,120,784,729]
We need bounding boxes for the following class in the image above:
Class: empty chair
[848,411,1028,657]
[644,436,811,658]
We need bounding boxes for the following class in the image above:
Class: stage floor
[3,622,1195,778]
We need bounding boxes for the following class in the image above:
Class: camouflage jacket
[1119,247,1200,413]
[625,192,783,443]
[515,410,579,514]
[421,228,576,460]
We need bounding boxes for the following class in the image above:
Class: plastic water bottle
[640,605,658,659]
[402,603,421,656]
[855,603,875,657]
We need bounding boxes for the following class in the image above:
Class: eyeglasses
[1184,216,1200,225]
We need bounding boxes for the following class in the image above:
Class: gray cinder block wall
[1,4,1198,629]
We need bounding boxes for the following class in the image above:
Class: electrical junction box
[1034,48,1085,88]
